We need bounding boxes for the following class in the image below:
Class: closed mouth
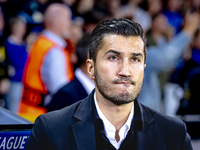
[113,79,135,85]
[117,81,132,84]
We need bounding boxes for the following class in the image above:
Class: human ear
[86,59,95,80]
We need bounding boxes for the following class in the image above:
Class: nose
[118,59,131,78]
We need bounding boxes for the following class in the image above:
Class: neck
[9,35,23,45]
[46,28,62,39]
[95,89,133,130]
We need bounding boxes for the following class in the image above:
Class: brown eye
[131,57,139,62]
[109,55,118,60]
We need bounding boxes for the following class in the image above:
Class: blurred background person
[4,16,27,113]
[137,11,200,112]
[19,3,74,121]
[161,0,200,117]
[145,12,174,105]
[146,0,163,17]
[72,0,111,27]
[107,0,123,18]
[163,0,184,35]
[121,0,152,32]
[66,17,84,67]
[171,28,200,115]
[72,0,94,20]
[146,12,174,47]
[46,33,94,112]
[25,26,43,52]
[169,28,200,140]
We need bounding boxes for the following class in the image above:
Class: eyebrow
[104,49,143,58]
[104,49,121,56]
[131,52,143,58]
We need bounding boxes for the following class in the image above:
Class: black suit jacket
[46,76,89,112]
[26,90,192,150]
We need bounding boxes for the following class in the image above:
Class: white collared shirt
[94,93,134,149]
[75,68,95,94]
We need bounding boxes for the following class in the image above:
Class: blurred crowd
[0,0,199,123]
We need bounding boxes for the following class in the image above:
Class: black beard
[94,67,143,105]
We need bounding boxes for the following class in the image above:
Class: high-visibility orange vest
[19,35,74,121]
[24,35,74,94]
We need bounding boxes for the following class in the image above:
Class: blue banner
[0,131,31,150]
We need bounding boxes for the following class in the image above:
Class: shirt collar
[43,30,67,48]
[75,68,95,95]
[94,92,136,149]
[94,92,134,127]
[93,92,143,132]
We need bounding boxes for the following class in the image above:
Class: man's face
[88,35,146,105]
[11,19,26,39]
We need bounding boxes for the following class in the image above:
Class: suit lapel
[71,92,158,150]
[136,103,157,150]
[71,91,96,150]
[71,116,96,150]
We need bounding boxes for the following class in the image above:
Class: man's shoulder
[45,100,83,118]
[141,104,185,130]
[140,103,192,149]
[34,100,83,132]
[37,99,84,129]
[51,76,87,101]
[58,77,83,92]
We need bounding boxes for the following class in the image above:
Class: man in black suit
[26,18,192,150]
[46,34,94,112]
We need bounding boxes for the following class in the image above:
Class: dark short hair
[89,18,147,63]
[9,16,26,30]
[76,33,91,67]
